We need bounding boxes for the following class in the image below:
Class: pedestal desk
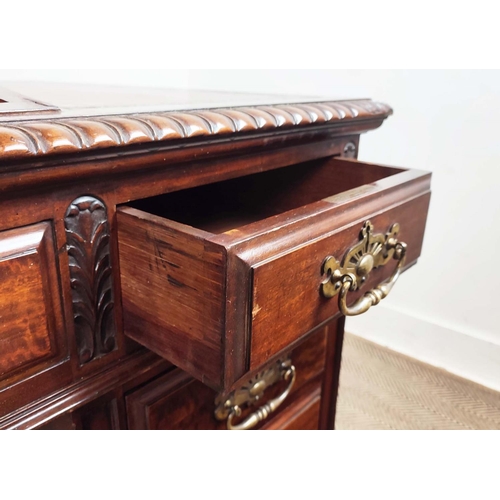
[0,83,431,429]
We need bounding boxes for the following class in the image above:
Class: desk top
[0,82,392,161]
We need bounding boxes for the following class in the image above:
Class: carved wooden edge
[64,196,117,365]
[0,100,392,160]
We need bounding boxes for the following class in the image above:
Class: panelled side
[0,221,73,417]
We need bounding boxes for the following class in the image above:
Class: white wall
[2,70,499,390]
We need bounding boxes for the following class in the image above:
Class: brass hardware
[214,359,296,430]
[321,221,407,316]
[343,142,357,158]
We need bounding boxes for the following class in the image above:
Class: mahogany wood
[0,83,392,162]
[319,318,346,430]
[0,223,62,380]
[0,82,429,430]
[71,392,122,430]
[250,192,430,369]
[0,350,169,429]
[38,413,76,430]
[127,156,401,233]
[0,222,73,417]
[126,329,327,430]
[117,158,430,390]
[262,387,322,430]
[117,208,226,388]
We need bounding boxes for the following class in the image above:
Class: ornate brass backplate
[321,221,407,316]
[214,358,295,430]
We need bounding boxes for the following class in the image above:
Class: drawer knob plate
[214,359,296,430]
[321,220,407,316]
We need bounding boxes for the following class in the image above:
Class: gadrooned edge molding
[0,100,392,160]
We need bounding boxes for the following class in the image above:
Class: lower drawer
[126,329,327,430]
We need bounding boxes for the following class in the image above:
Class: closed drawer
[117,156,431,391]
[126,329,327,430]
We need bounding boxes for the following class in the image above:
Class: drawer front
[249,193,430,369]
[261,387,321,430]
[126,330,327,430]
[117,157,431,391]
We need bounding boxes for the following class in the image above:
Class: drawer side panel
[117,208,226,388]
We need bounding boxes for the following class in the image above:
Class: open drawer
[116,157,431,392]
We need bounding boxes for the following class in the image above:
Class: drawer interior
[128,157,403,234]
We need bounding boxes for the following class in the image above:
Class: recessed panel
[0,222,64,382]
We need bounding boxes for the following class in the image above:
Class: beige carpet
[335,333,500,430]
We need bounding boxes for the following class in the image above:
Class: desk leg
[319,316,346,430]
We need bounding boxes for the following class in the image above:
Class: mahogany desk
[0,83,431,429]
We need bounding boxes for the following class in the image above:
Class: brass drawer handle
[321,221,407,317]
[339,243,406,316]
[214,360,296,430]
[227,365,295,430]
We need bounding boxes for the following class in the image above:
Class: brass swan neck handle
[321,221,407,316]
[227,365,296,430]
[339,242,406,316]
[214,359,296,430]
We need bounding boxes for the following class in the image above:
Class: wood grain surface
[126,329,327,430]
[117,207,226,388]
[0,83,392,161]
[0,83,431,431]
[117,156,430,391]
[0,222,66,387]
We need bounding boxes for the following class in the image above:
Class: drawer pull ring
[214,359,296,430]
[321,221,407,316]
